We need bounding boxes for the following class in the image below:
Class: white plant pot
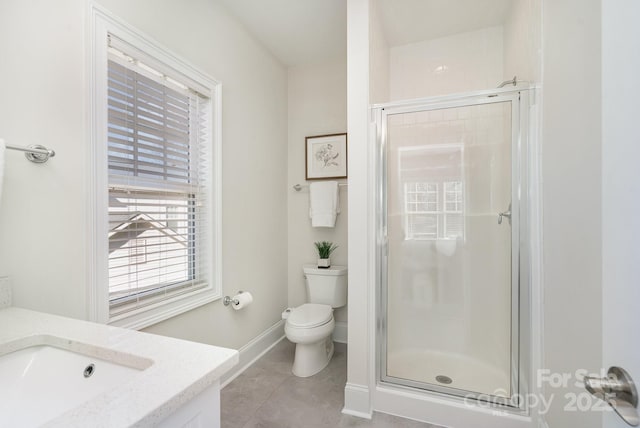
[317,258,331,268]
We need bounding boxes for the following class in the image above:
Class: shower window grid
[404,181,464,240]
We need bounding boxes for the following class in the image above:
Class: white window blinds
[106,35,211,317]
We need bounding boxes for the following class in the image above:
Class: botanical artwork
[314,143,340,168]
[305,133,347,180]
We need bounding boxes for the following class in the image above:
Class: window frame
[399,144,465,242]
[88,4,222,329]
[403,180,465,241]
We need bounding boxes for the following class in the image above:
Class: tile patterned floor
[221,340,436,428]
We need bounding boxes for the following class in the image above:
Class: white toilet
[284,265,347,377]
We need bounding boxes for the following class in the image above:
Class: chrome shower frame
[373,86,533,412]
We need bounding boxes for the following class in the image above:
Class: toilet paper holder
[223,291,245,306]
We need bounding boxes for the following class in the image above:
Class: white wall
[541,0,602,427]
[389,26,504,100]
[369,0,389,105]
[503,0,542,83]
[0,0,289,351]
[287,60,348,324]
[0,0,88,320]
[344,0,374,418]
[602,2,640,428]
[373,0,543,104]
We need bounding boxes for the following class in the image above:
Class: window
[404,182,439,239]
[90,7,221,329]
[127,239,147,265]
[442,181,464,237]
[404,181,464,240]
[399,143,465,241]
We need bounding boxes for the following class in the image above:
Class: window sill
[108,287,220,330]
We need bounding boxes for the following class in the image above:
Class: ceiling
[217,0,513,67]
[216,0,347,67]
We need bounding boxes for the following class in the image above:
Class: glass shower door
[380,94,520,404]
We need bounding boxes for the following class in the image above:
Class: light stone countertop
[0,307,238,427]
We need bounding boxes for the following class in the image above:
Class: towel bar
[6,144,56,163]
[293,183,348,192]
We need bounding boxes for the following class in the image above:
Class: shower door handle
[498,203,512,225]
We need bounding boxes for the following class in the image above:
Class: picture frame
[305,133,348,180]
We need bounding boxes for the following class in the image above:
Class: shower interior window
[400,144,464,241]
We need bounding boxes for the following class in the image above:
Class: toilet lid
[288,304,333,328]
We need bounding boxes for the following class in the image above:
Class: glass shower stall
[376,88,530,408]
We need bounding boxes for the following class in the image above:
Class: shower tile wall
[370,1,541,104]
[386,100,512,396]
[389,26,504,101]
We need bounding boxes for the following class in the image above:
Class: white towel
[0,139,4,203]
[309,181,340,227]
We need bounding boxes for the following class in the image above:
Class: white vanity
[0,307,238,427]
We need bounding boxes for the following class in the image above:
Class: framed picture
[305,133,348,180]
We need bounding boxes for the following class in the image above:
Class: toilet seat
[287,304,332,328]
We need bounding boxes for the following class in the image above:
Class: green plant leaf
[314,241,338,258]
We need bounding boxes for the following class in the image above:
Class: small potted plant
[314,241,338,268]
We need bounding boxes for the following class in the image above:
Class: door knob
[584,366,639,426]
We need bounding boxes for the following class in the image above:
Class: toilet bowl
[284,303,335,377]
[284,265,347,377]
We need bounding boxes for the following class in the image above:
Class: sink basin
[0,308,238,427]
[0,336,152,427]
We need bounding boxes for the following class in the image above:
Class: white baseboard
[373,384,533,428]
[220,320,285,388]
[332,321,347,343]
[343,383,372,419]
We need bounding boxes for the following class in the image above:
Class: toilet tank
[303,265,347,308]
